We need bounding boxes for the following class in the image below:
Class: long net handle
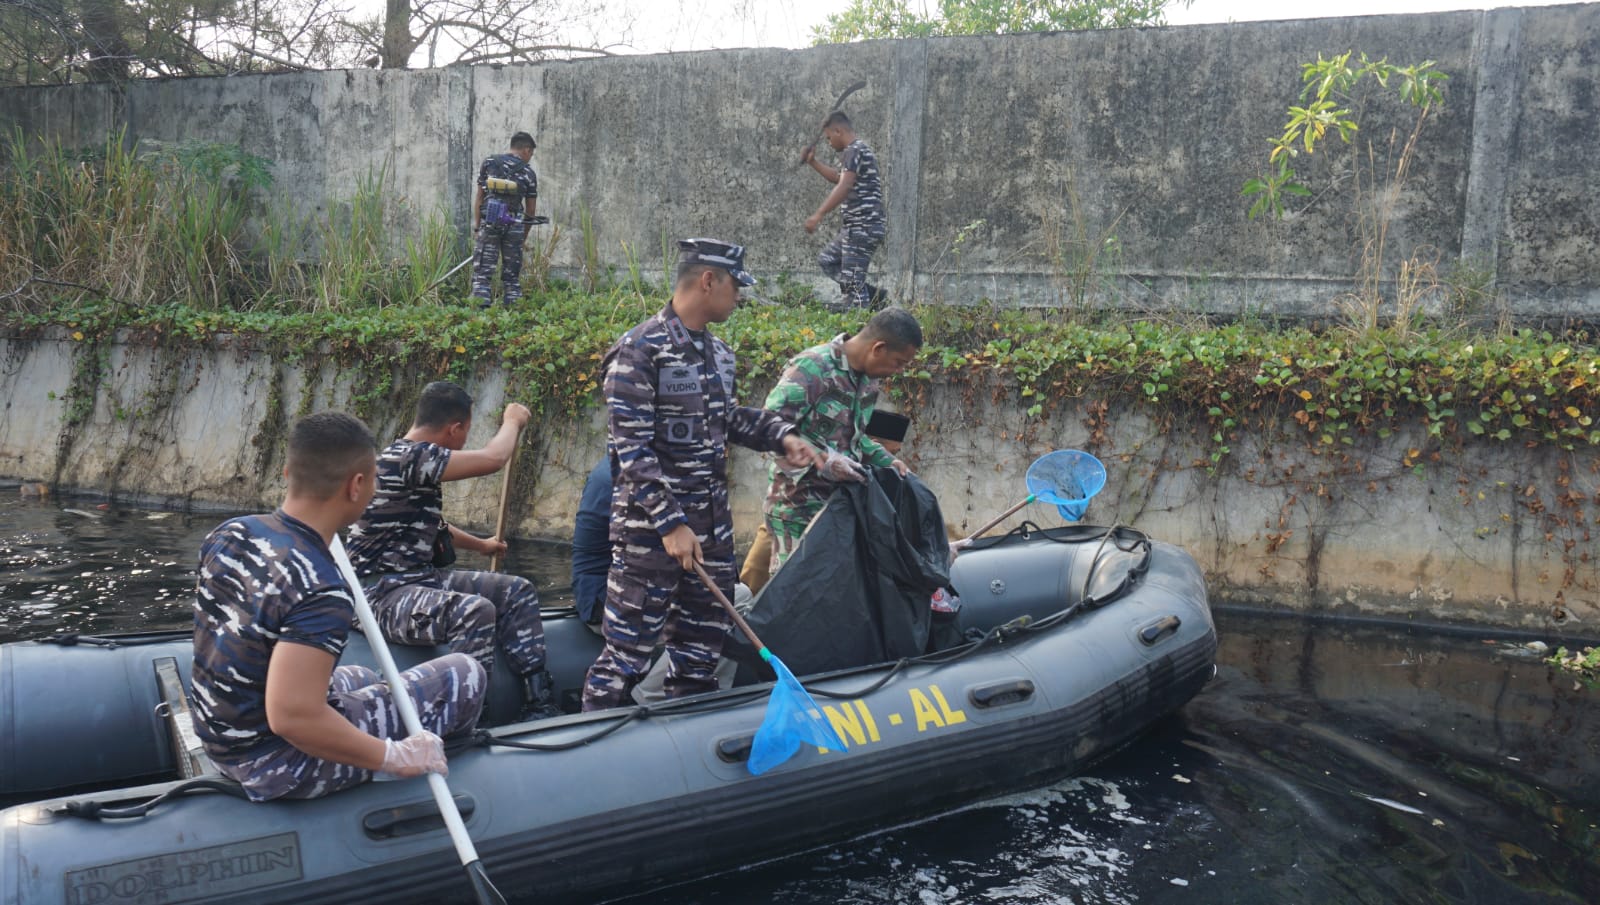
[962,494,1035,545]
[691,560,768,656]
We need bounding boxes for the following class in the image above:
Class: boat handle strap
[1138,616,1182,646]
[716,734,755,763]
[969,679,1036,709]
[363,794,478,839]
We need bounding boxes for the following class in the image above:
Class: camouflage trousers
[471,220,527,303]
[764,499,826,574]
[582,538,736,711]
[818,222,885,309]
[217,653,485,801]
[366,568,546,680]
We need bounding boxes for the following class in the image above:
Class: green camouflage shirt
[762,333,895,514]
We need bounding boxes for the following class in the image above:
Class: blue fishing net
[747,653,847,776]
[1025,450,1106,522]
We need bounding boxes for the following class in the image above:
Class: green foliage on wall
[10,292,1597,472]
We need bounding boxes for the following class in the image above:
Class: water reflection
[1,494,1595,903]
[0,495,574,643]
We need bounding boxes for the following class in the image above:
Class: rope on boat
[56,777,249,821]
[476,705,654,752]
[483,523,1155,749]
[36,630,191,648]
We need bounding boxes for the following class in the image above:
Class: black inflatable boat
[0,525,1215,905]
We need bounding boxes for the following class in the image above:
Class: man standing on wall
[802,111,888,312]
[191,412,485,801]
[471,131,539,306]
[762,308,921,573]
[582,238,823,711]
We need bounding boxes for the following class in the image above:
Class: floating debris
[61,509,103,519]
[1364,796,1425,815]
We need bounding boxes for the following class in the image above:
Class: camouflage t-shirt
[839,139,885,228]
[190,510,354,764]
[477,153,538,200]
[346,438,452,580]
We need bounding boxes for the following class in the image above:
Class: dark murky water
[3,493,1597,904]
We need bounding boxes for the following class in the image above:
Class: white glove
[819,449,868,483]
[380,731,448,778]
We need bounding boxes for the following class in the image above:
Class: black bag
[430,526,457,568]
[727,469,951,677]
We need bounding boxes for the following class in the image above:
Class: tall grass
[0,132,464,314]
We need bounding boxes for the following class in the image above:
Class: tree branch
[227,40,307,70]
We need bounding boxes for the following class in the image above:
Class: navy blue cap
[678,237,756,287]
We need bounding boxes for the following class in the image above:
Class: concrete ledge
[2,332,1594,632]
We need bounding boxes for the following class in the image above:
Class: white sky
[599,0,1585,54]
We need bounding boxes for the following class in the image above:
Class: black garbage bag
[728,467,951,677]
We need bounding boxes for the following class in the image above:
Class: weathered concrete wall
[3,332,1596,632]
[1,6,1597,318]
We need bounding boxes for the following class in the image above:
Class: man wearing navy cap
[582,239,823,710]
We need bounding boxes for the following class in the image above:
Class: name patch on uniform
[64,832,303,905]
[661,366,702,396]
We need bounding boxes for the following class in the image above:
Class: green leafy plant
[813,0,1180,43]
[1242,52,1449,336]
[1546,646,1600,687]
[1243,52,1448,221]
[0,135,463,315]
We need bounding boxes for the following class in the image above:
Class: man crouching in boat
[190,412,486,800]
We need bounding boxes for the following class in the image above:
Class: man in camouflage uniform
[191,412,485,801]
[763,308,923,572]
[471,131,539,306]
[582,238,823,711]
[347,381,559,720]
[802,111,887,311]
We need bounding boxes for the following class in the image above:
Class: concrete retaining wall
[3,332,1595,632]
[2,6,1597,318]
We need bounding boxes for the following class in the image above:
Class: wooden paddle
[488,428,521,572]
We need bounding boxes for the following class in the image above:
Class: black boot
[517,670,564,722]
